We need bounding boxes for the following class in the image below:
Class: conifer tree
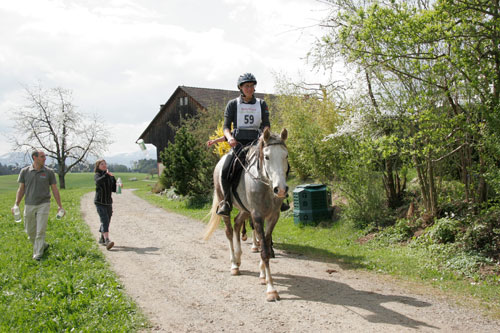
[160,126,212,197]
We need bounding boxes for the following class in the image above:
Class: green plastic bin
[293,184,331,225]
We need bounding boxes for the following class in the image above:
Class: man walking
[12,150,64,261]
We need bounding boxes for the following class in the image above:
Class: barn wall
[145,89,200,163]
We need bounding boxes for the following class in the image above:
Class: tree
[108,164,129,172]
[131,159,157,173]
[159,126,213,197]
[10,84,112,188]
[311,0,500,217]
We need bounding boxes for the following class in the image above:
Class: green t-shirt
[18,165,57,205]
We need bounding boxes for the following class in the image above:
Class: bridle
[232,140,287,187]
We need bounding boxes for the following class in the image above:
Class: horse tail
[204,189,221,240]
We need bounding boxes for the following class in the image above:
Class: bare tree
[10,83,112,189]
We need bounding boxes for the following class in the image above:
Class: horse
[204,128,289,302]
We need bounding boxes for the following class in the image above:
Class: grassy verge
[0,173,150,331]
[133,179,500,319]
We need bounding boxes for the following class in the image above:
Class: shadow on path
[274,243,368,270]
[111,246,161,255]
[274,272,437,330]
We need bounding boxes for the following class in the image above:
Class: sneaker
[98,234,105,245]
[105,238,114,250]
[33,255,41,261]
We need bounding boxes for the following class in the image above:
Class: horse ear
[280,128,288,141]
[263,127,271,141]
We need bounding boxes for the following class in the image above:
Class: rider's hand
[228,138,237,147]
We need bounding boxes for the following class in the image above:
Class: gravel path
[80,189,499,332]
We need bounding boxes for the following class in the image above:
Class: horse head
[259,128,289,198]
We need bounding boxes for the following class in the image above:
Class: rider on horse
[217,73,289,216]
[217,73,270,216]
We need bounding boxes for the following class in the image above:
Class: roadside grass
[133,177,500,319]
[0,173,150,331]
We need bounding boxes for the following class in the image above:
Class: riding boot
[217,179,232,216]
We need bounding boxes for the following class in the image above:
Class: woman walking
[94,159,116,250]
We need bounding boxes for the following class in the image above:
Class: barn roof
[137,85,274,142]
[180,86,271,109]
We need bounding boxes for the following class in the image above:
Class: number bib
[236,97,262,130]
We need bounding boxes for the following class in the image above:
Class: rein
[232,146,270,187]
[232,140,287,187]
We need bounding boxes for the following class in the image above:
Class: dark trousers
[222,144,245,182]
[95,203,113,233]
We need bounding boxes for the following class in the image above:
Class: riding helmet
[237,73,257,89]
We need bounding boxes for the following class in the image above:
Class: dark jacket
[223,95,270,145]
[94,170,116,205]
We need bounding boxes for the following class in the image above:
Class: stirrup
[216,200,231,216]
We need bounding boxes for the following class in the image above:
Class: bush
[375,218,417,244]
[427,217,460,244]
[151,181,165,194]
[462,208,500,259]
[340,168,393,230]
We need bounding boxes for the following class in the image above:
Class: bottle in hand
[56,208,65,219]
[13,205,22,223]
[117,177,122,194]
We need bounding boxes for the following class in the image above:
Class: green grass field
[0,172,151,331]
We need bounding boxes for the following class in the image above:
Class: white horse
[204,128,289,302]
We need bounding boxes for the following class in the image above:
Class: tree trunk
[58,173,66,189]
[383,158,403,209]
[427,154,438,217]
[478,155,487,204]
[459,145,470,202]
[58,159,66,189]
[414,155,433,214]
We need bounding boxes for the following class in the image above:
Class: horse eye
[265,155,270,160]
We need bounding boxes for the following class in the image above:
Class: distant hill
[104,148,157,167]
[0,148,157,168]
[0,152,32,167]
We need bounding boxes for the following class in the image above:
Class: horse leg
[222,215,240,276]
[269,236,275,258]
[253,216,279,301]
[251,229,260,253]
[232,212,248,275]
[241,219,247,241]
[265,219,278,259]
[250,218,260,253]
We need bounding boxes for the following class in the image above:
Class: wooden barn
[137,86,273,174]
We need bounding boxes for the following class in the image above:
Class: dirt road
[80,189,499,332]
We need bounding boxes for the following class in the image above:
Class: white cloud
[0,0,334,157]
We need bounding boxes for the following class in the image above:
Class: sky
[0,0,334,158]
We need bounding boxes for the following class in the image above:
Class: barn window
[179,96,188,106]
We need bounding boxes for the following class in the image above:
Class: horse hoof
[242,234,247,241]
[231,268,240,276]
[266,291,280,302]
[251,247,259,253]
[259,277,266,285]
